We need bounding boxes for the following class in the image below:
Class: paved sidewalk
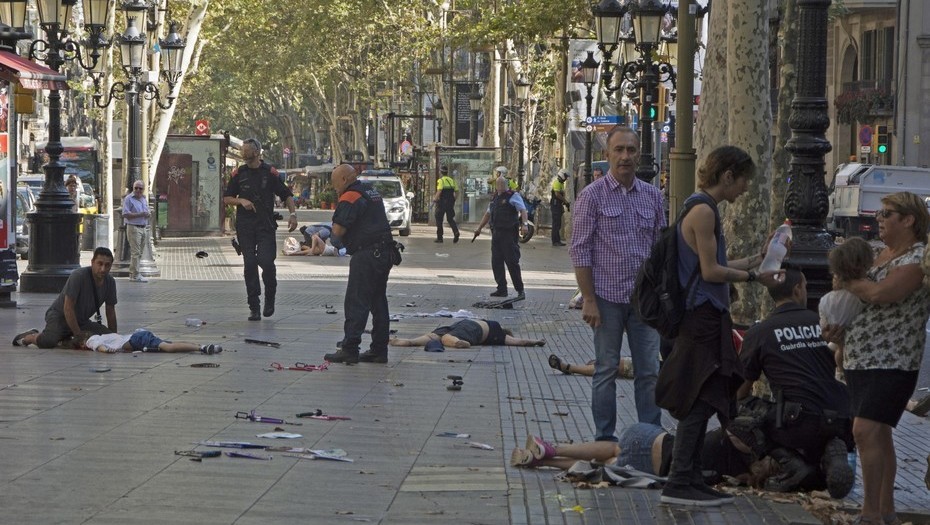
[1,218,927,524]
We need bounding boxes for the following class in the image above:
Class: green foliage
[834,88,894,125]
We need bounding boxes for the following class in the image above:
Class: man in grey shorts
[13,247,118,348]
[390,318,545,348]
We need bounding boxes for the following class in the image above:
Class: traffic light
[877,126,889,155]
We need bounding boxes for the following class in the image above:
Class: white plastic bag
[283,236,300,255]
[819,290,864,327]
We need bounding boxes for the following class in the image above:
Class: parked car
[358,169,413,236]
[15,186,35,259]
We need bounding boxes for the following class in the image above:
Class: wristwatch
[746,270,757,283]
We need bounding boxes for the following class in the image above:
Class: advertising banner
[0,131,9,251]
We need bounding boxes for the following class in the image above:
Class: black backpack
[632,193,718,339]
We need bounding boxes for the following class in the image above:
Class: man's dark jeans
[550,203,564,244]
[435,206,459,240]
[238,222,277,310]
[342,246,392,353]
[667,399,716,487]
[490,228,523,293]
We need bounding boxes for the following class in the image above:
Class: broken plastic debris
[244,338,281,348]
[197,440,266,449]
[226,451,272,460]
[560,505,587,514]
[436,432,470,438]
[284,449,352,462]
[257,432,302,439]
[185,318,205,327]
[89,367,110,373]
[435,253,450,257]
[467,441,494,450]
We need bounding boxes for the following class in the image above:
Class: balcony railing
[835,80,894,124]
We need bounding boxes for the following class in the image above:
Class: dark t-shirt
[741,302,850,416]
[332,180,391,253]
[224,161,292,229]
[47,267,117,321]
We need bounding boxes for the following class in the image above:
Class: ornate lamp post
[91,3,185,278]
[1,0,111,293]
[514,74,531,188]
[580,51,600,186]
[784,0,834,307]
[593,0,676,182]
[434,98,443,144]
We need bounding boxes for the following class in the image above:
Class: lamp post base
[110,211,160,278]
[19,210,82,293]
[784,224,833,310]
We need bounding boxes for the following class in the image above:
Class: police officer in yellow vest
[550,169,569,246]
[493,166,519,191]
[433,165,460,243]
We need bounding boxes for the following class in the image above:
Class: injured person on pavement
[389,318,545,348]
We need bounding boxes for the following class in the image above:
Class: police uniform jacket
[224,161,292,230]
[333,180,392,254]
[489,190,520,232]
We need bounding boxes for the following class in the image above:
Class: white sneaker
[130,276,149,283]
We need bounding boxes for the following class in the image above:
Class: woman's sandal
[548,354,572,375]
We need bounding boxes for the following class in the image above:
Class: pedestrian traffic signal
[647,105,657,120]
[877,126,889,154]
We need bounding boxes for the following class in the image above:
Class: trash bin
[82,214,110,250]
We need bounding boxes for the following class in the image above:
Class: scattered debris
[467,442,494,450]
[244,338,281,348]
[447,375,463,391]
[435,253,449,257]
[197,440,266,449]
[270,361,329,372]
[191,363,220,368]
[195,251,209,258]
[175,450,221,461]
[436,432,470,438]
[235,410,302,426]
[89,367,110,373]
[296,410,350,421]
[284,449,353,462]
[225,451,272,460]
[257,432,302,439]
[552,412,570,417]
[185,318,205,327]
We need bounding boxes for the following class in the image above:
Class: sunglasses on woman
[876,209,900,219]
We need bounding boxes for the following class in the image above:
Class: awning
[0,49,69,91]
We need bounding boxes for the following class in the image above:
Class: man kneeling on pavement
[735,266,855,499]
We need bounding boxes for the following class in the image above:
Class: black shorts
[845,368,919,427]
[433,320,483,345]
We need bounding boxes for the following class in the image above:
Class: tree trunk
[147,0,209,186]
[694,0,729,161]
[770,0,798,231]
[723,0,774,325]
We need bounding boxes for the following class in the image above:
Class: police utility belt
[358,238,404,266]
[774,390,848,430]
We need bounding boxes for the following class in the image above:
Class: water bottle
[185,318,204,327]
[759,221,793,274]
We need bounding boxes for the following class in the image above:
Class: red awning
[0,49,68,91]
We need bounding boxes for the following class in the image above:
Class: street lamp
[784,0,834,306]
[92,7,186,278]
[434,98,443,144]
[514,74,531,187]
[1,0,112,293]
[469,88,482,147]
[580,51,600,186]
[594,0,677,182]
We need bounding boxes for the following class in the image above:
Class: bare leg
[390,333,438,347]
[503,335,545,347]
[310,235,325,255]
[440,334,470,348]
[21,333,39,346]
[554,441,620,461]
[158,341,201,353]
[853,417,893,521]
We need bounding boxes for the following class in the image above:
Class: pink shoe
[525,435,557,461]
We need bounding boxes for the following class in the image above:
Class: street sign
[585,115,620,125]
[860,145,871,153]
[195,119,209,136]
[859,125,872,146]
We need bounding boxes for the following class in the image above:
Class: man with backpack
[653,145,780,507]
[569,126,666,437]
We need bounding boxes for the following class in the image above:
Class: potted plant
[835,88,894,125]
[318,187,337,209]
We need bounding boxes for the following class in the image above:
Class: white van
[359,170,413,236]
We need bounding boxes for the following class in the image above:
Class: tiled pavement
[1,214,928,524]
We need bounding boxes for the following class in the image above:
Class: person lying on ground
[74,330,223,354]
[282,239,347,257]
[13,247,118,349]
[547,353,633,378]
[389,318,545,348]
[510,423,773,490]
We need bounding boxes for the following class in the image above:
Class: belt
[127,223,147,227]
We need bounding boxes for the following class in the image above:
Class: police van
[358,170,413,236]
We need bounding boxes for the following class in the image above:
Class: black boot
[765,447,814,492]
[248,308,261,321]
[324,349,359,364]
[263,296,275,317]
[821,438,854,499]
[358,350,388,363]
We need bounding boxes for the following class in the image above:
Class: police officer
[433,165,459,243]
[324,164,394,364]
[550,169,569,246]
[474,176,528,299]
[223,138,297,321]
